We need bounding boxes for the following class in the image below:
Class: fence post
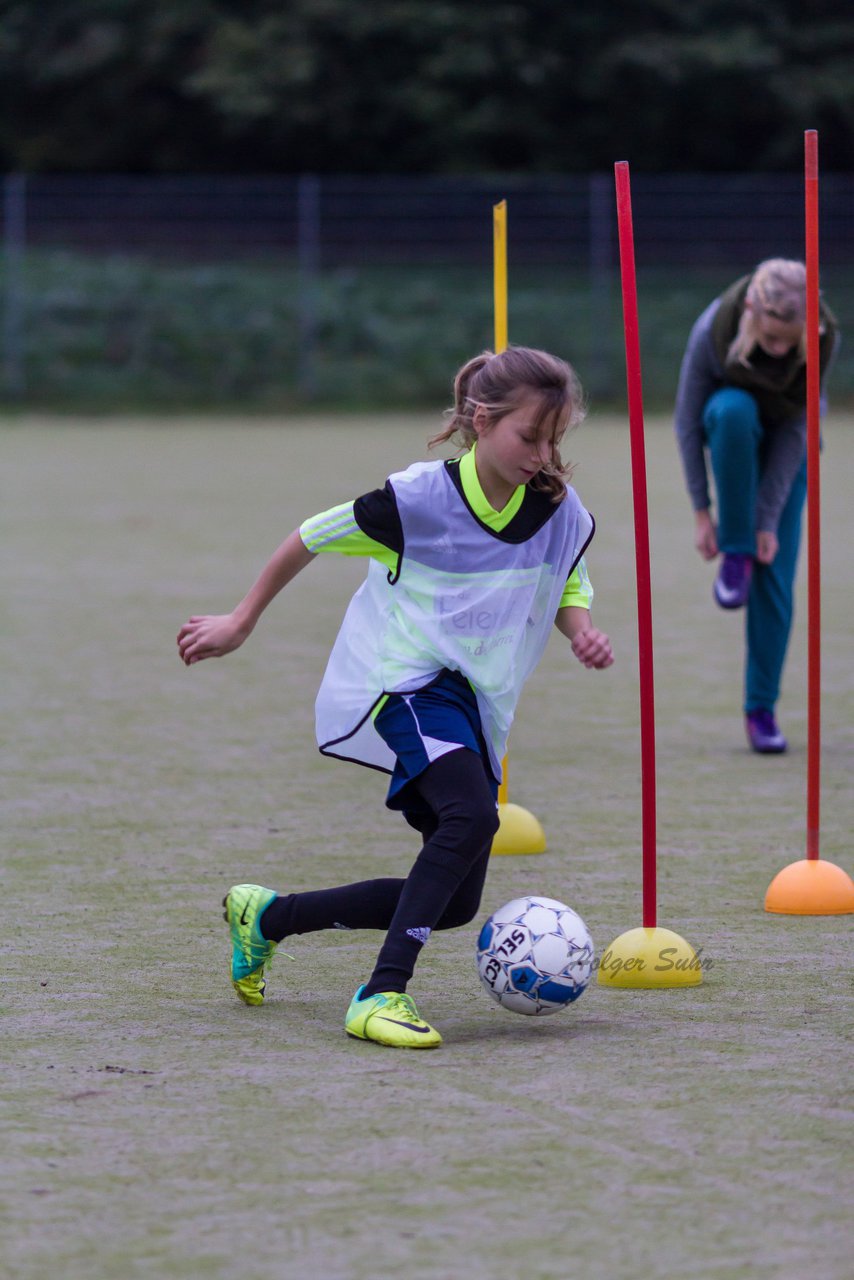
[3,172,26,398]
[588,172,613,401]
[297,174,321,399]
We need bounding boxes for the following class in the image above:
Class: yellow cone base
[490,802,547,856]
[764,858,854,915]
[597,926,704,988]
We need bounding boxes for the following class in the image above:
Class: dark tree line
[2,1,853,174]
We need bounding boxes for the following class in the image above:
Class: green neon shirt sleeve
[559,557,594,609]
[299,502,398,571]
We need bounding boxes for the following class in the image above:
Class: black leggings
[260,748,500,995]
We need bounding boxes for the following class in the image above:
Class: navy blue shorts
[373,670,499,813]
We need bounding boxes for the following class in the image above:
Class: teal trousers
[703,387,807,715]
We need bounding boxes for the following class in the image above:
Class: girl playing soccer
[177,346,613,1048]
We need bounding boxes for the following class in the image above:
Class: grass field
[3,413,852,1280]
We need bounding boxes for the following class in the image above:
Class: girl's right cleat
[344,985,442,1048]
[222,884,277,1006]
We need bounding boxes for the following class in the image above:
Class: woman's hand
[755,530,779,564]
[694,509,718,560]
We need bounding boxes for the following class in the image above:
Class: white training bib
[315,459,593,776]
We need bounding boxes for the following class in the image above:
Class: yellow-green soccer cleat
[344,985,442,1049]
[222,884,277,1006]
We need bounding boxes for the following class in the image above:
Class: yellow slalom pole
[493,200,511,809]
[493,200,508,354]
[490,199,546,856]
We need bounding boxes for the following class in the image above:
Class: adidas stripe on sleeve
[299,484,402,571]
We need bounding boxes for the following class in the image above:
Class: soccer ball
[476,895,594,1015]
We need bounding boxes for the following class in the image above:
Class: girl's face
[472,393,563,510]
[749,303,804,358]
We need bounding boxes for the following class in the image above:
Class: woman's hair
[727,258,810,366]
[429,346,586,503]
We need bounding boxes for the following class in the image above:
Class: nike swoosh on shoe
[377,1017,433,1034]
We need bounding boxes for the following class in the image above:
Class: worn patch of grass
[2,415,852,1280]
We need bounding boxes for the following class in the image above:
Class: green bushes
[3,251,853,411]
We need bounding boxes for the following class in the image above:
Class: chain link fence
[3,173,853,409]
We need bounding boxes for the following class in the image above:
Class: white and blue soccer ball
[476,895,594,1015]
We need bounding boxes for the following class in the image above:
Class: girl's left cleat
[222,883,278,1006]
[344,986,442,1048]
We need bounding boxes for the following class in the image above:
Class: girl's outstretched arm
[177,529,316,666]
[554,605,614,670]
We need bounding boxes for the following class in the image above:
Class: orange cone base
[764,858,854,915]
[597,926,704,989]
[490,802,547,856]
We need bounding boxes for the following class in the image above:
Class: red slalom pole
[763,132,854,914]
[598,163,703,983]
[804,130,821,860]
[614,161,657,928]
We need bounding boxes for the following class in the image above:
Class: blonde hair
[429,346,586,503]
[728,258,809,366]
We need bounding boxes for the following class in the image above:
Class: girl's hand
[571,627,614,670]
[694,509,718,561]
[177,613,250,665]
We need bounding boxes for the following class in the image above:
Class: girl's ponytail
[433,351,495,448]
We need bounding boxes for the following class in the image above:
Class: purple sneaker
[714,554,753,609]
[745,709,787,754]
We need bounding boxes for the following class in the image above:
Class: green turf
[2,414,852,1280]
